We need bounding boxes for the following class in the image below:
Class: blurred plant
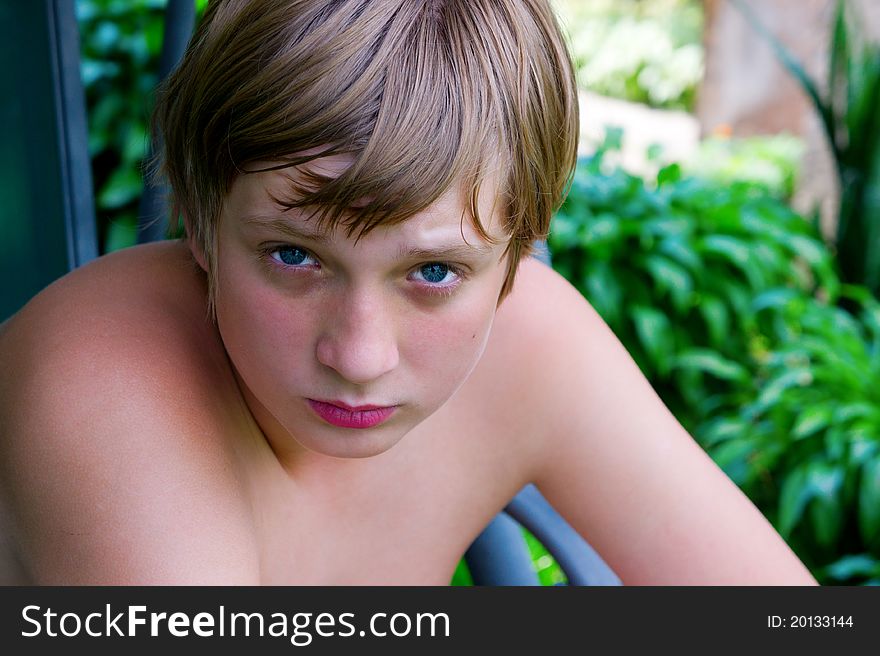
[550,137,837,430]
[549,135,880,582]
[553,0,704,110]
[684,133,806,200]
[700,284,880,581]
[730,0,880,297]
[77,0,166,252]
[77,0,208,252]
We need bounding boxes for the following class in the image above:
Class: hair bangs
[245,0,510,247]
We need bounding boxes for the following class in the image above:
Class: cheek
[401,296,497,393]
[400,265,507,395]
[214,263,318,390]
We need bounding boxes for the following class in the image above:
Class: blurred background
[2,0,880,585]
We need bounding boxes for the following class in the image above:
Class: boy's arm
[512,261,817,585]
[0,295,260,585]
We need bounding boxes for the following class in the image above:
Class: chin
[297,426,408,459]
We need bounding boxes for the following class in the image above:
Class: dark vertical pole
[49,0,99,268]
[137,0,196,244]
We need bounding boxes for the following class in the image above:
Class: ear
[188,236,208,273]
[183,217,208,273]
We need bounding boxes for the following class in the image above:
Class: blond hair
[153,0,579,316]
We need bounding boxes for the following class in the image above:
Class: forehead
[226,154,508,245]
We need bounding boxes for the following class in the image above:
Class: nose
[315,293,400,385]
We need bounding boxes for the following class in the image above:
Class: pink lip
[307,399,397,429]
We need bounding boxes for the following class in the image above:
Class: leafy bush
[553,0,704,110]
[684,134,806,201]
[550,148,837,429]
[705,285,880,581]
[77,0,208,252]
[77,0,167,252]
[549,146,880,583]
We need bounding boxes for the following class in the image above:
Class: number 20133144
[768,615,854,629]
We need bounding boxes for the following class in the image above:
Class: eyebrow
[241,214,495,259]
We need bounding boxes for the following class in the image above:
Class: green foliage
[709,285,880,576]
[685,134,805,200]
[77,0,208,252]
[522,529,568,586]
[77,0,166,252]
[450,559,474,586]
[549,144,880,583]
[550,145,837,429]
[731,0,880,297]
[553,0,704,110]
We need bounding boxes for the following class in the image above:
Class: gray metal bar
[505,485,622,586]
[464,512,541,586]
[49,0,98,268]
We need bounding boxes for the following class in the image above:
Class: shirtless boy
[0,0,817,585]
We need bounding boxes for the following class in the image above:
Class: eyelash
[260,244,469,297]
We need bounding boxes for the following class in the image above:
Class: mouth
[307,399,398,429]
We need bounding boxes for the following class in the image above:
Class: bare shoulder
[481,256,602,391]
[459,257,601,476]
[0,242,259,584]
[490,258,815,584]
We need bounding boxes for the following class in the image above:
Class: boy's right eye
[268,245,318,268]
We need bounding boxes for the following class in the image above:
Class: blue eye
[412,263,464,290]
[419,263,451,284]
[271,246,315,267]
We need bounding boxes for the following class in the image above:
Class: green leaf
[829,0,848,123]
[821,554,879,581]
[450,559,473,586]
[792,405,834,440]
[642,255,694,313]
[849,434,877,467]
[122,121,148,164]
[807,461,844,500]
[658,235,702,270]
[698,417,750,448]
[657,163,682,186]
[581,213,623,249]
[585,261,623,327]
[778,465,813,538]
[833,401,879,424]
[788,234,829,269]
[701,236,752,269]
[671,349,749,383]
[858,457,880,546]
[752,287,799,313]
[549,211,580,248]
[710,439,755,486]
[753,368,814,412]
[630,305,675,376]
[97,166,143,210]
[642,216,691,239]
[809,496,844,549]
[696,296,730,350]
[807,461,844,549]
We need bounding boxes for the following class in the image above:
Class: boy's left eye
[270,246,317,267]
[411,263,460,286]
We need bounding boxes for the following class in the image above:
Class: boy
[0,0,816,585]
